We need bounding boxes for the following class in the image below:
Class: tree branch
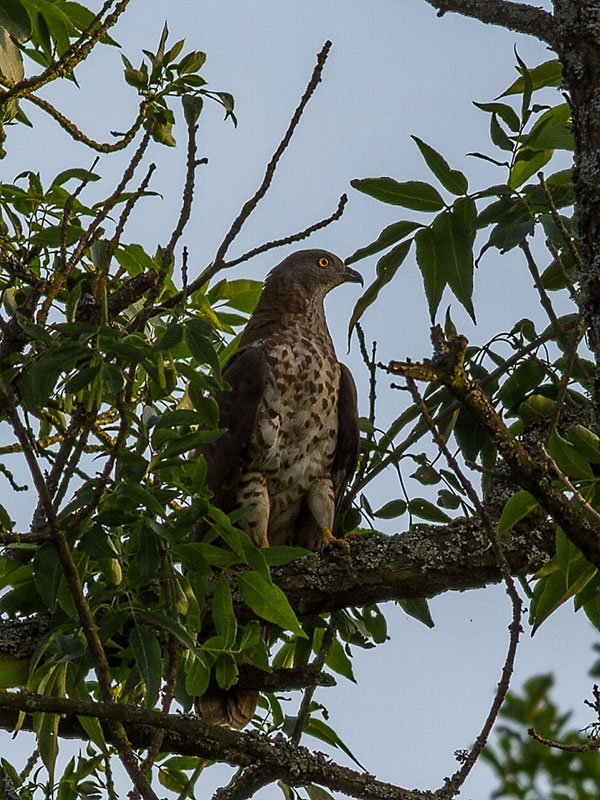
[0,691,436,800]
[387,328,600,569]
[419,0,559,48]
[0,519,554,656]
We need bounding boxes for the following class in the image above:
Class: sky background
[2,0,596,798]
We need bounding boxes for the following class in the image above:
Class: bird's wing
[332,362,360,514]
[203,345,268,511]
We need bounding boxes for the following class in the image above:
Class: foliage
[483,674,600,799]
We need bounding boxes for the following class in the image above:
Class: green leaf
[0,655,29,689]
[497,490,540,535]
[209,508,270,579]
[50,167,101,188]
[411,136,468,195]
[351,177,444,211]
[530,554,596,633]
[490,114,513,152]
[0,26,23,83]
[184,319,221,376]
[215,653,238,690]
[154,409,205,429]
[100,363,123,394]
[514,49,533,122]
[548,428,594,480]
[33,543,62,612]
[177,50,207,74]
[347,239,411,342]
[172,543,212,576]
[497,359,545,410]
[415,209,475,322]
[397,598,434,628]
[129,625,162,706]
[345,220,422,264]
[305,718,366,770]
[185,655,210,697]
[120,483,166,519]
[408,498,451,523]
[67,680,107,753]
[314,629,355,682]
[237,573,306,637]
[567,425,600,464]
[306,786,336,800]
[65,364,101,394]
[524,104,573,151]
[0,0,31,42]
[372,499,407,519]
[499,59,562,97]
[509,149,552,189]
[473,101,520,131]
[138,610,200,654]
[21,359,61,410]
[262,546,311,566]
[415,227,444,322]
[37,712,58,784]
[433,209,475,321]
[212,576,237,648]
[30,223,82,248]
[155,324,183,352]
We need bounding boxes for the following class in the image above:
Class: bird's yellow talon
[320,525,350,551]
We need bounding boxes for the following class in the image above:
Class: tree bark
[554,0,600,409]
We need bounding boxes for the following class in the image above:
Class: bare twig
[30,407,89,531]
[199,41,333,286]
[67,125,154,275]
[549,316,585,432]
[291,621,337,745]
[541,444,600,524]
[212,766,276,800]
[519,240,568,345]
[161,192,347,314]
[24,94,149,152]
[402,378,522,799]
[528,727,600,753]
[220,193,348,271]
[538,172,583,270]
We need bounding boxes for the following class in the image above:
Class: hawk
[197,248,362,725]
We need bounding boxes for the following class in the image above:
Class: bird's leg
[236,472,270,548]
[305,478,350,551]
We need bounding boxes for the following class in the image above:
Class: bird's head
[265,249,363,298]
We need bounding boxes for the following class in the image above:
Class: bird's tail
[196,688,258,729]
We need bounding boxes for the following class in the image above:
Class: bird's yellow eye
[318,257,330,268]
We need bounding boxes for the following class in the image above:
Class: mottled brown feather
[195,249,361,727]
[202,347,268,512]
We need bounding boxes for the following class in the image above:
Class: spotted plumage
[203,248,362,551]
[196,248,362,726]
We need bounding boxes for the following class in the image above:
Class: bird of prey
[197,248,362,725]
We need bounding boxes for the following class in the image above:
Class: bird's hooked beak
[341,264,364,286]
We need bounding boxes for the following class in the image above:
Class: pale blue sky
[1,1,593,798]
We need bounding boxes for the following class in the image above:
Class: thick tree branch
[266,520,552,620]
[0,691,435,800]
[0,520,554,660]
[419,0,559,48]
